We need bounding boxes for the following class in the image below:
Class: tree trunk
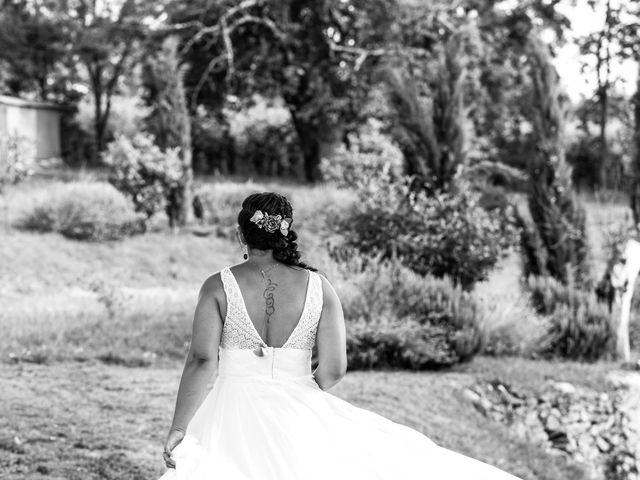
[631,63,640,228]
[599,84,609,188]
[177,121,194,227]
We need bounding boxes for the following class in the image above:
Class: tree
[0,2,71,101]
[518,34,590,287]
[577,0,624,189]
[71,0,151,155]
[384,19,479,190]
[142,36,193,228]
[166,0,394,181]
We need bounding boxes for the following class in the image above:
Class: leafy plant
[526,275,615,361]
[320,120,403,188]
[103,133,184,219]
[17,182,145,241]
[334,175,516,289]
[337,256,484,370]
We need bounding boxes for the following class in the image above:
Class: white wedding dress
[159,267,523,480]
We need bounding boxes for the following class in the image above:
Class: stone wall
[463,373,640,480]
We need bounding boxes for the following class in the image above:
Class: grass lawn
[0,356,596,480]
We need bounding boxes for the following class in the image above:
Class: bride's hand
[163,428,185,469]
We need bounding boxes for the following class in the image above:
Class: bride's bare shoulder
[197,269,227,302]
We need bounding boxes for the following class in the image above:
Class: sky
[551,0,637,103]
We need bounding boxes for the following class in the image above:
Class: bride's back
[225,262,313,348]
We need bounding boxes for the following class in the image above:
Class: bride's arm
[313,275,347,391]
[168,274,224,435]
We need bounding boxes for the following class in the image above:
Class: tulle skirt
[159,348,522,480]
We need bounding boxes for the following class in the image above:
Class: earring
[242,244,248,260]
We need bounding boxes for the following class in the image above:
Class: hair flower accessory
[249,210,292,236]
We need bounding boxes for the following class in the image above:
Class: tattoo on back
[262,277,278,340]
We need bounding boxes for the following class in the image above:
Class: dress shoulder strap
[282,271,324,350]
[220,267,264,349]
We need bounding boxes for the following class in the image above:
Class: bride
[159,192,523,480]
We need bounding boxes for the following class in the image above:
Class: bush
[227,96,301,177]
[526,275,615,361]
[0,134,36,192]
[334,175,516,289]
[18,182,145,241]
[191,114,234,175]
[537,304,614,361]
[477,290,549,357]
[336,256,484,370]
[320,120,403,188]
[103,133,184,219]
[195,181,260,237]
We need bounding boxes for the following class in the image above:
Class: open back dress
[159,266,522,480]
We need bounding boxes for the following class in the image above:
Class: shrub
[537,304,615,361]
[336,256,484,370]
[477,290,549,357]
[18,182,145,241]
[195,181,260,237]
[103,133,184,219]
[191,114,234,175]
[0,134,36,192]
[227,96,301,177]
[526,275,615,360]
[334,175,516,289]
[320,119,403,188]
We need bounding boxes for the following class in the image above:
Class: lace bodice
[220,266,323,350]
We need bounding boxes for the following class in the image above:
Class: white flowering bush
[103,133,183,219]
[0,134,36,192]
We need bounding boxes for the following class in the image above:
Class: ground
[0,175,637,480]
[1,356,612,480]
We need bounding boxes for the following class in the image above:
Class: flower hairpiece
[249,210,292,236]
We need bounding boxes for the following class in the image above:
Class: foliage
[76,94,152,141]
[320,119,403,188]
[0,4,72,101]
[333,174,516,289]
[227,96,301,177]
[142,35,194,227]
[385,20,478,189]
[337,256,483,369]
[476,286,549,357]
[167,0,395,181]
[0,134,36,192]
[526,275,615,361]
[191,112,235,175]
[194,184,257,238]
[103,133,184,220]
[17,182,145,241]
[517,34,591,288]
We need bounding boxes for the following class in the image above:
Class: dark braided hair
[238,192,317,271]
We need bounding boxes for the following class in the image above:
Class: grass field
[2,357,614,480]
[0,173,638,480]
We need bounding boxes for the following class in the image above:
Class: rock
[595,436,611,453]
[553,382,577,395]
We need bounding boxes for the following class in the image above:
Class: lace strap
[220,267,265,349]
[220,267,240,320]
[282,271,324,349]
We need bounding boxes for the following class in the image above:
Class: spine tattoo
[261,276,278,341]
